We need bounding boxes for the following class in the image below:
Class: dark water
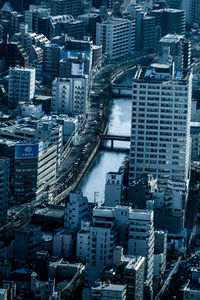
[78,69,135,203]
[78,98,132,204]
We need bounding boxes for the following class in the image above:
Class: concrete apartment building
[96,18,135,61]
[159,34,191,71]
[64,192,89,231]
[52,75,88,115]
[8,66,35,109]
[87,206,154,298]
[129,60,192,187]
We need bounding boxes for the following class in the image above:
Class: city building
[64,192,89,231]
[153,231,167,292]
[14,224,42,263]
[19,102,44,119]
[76,221,90,262]
[52,76,88,115]
[14,141,57,199]
[0,158,9,224]
[104,172,123,207]
[127,173,157,209]
[190,122,200,161]
[149,183,187,234]
[100,247,145,300]
[78,13,101,42]
[181,267,200,300]
[52,229,73,258]
[49,15,84,40]
[91,282,127,300]
[0,139,16,188]
[59,53,90,78]
[8,66,35,109]
[48,0,83,17]
[150,8,186,37]
[43,43,62,83]
[159,34,191,71]
[129,60,192,187]
[96,18,136,61]
[128,209,154,298]
[87,207,118,285]
[0,121,63,163]
[87,206,154,297]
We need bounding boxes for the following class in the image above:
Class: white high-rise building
[129,62,192,187]
[8,66,36,109]
[0,158,10,225]
[128,209,154,299]
[96,18,135,61]
[52,75,88,115]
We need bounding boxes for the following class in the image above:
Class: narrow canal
[78,68,135,204]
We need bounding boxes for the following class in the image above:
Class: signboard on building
[15,142,43,159]
[167,179,186,191]
[71,62,84,76]
[106,173,122,185]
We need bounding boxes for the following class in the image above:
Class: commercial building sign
[106,173,122,185]
[15,142,43,159]
[167,179,186,191]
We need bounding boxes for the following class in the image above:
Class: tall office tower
[14,141,57,200]
[159,34,191,71]
[96,18,136,61]
[150,8,185,37]
[48,0,83,17]
[129,60,192,187]
[52,76,88,115]
[0,158,9,224]
[87,208,118,285]
[128,210,154,299]
[43,43,61,83]
[141,15,156,51]
[8,66,35,109]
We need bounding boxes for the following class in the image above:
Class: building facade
[8,66,35,109]
[129,62,192,187]
[96,18,135,61]
[52,76,88,115]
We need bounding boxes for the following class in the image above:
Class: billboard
[15,142,43,159]
[167,179,186,192]
[106,173,123,185]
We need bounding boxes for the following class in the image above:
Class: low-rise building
[91,282,127,300]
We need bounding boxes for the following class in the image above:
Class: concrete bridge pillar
[111,139,114,150]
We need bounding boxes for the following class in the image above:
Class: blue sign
[15,143,42,159]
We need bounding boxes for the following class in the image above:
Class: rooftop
[92,282,126,292]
